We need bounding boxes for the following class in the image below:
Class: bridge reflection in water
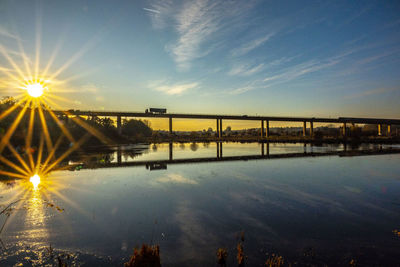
[67,143,400,172]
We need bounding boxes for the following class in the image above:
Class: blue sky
[0,0,399,121]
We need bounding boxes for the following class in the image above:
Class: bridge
[65,144,400,171]
[52,109,400,138]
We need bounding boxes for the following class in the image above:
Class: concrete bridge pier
[378,124,382,136]
[169,117,173,136]
[266,120,270,138]
[310,121,314,137]
[117,116,122,135]
[303,121,307,137]
[266,142,270,156]
[261,143,264,156]
[261,120,265,138]
[216,142,223,158]
[216,119,220,138]
[219,119,223,138]
[117,146,122,164]
[169,142,173,160]
[343,122,347,136]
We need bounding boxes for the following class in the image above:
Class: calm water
[1,143,400,266]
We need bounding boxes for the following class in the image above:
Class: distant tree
[122,119,152,137]
[190,142,199,151]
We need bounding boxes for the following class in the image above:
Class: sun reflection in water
[30,174,41,190]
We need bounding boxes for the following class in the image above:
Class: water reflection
[1,143,400,266]
[64,142,400,172]
[30,174,41,190]
[25,188,48,242]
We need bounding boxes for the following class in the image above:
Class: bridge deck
[52,110,400,125]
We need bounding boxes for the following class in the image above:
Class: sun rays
[0,18,112,234]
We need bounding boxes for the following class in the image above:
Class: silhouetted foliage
[0,100,155,149]
[124,244,161,267]
[217,248,228,267]
[122,119,152,138]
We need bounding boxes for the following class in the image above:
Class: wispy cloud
[228,55,343,95]
[263,59,340,84]
[148,0,256,70]
[170,0,222,70]
[229,86,257,95]
[345,87,398,99]
[231,33,275,57]
[147,0,174,29]
[0,26,19,40]
[228,63,264,76]
[149,80,199,95]
[156,173,198,185]
[143,7,160,14]
[80,83,100,93]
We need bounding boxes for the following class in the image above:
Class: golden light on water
[25,82,45,98]
[30,174,41,189]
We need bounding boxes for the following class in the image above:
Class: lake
[1,142,400,266]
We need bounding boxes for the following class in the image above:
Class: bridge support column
[378,124,382,136]
[169,117,173,136]
[388,125,391,136]
[261,120,265,138]
[303,121,307,137]
[343,122,347,137]
[216,119,220,138]
[310,121,313,137]
[266,120,270,138]
[117,116,122,135]
[117,146,122,164]
[219,119,223,138]
[169,142,173,160]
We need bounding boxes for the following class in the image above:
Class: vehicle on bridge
[146,108,167,114]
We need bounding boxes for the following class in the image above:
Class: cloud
[0,26,19,39]
[263,59,340,84]
[143,7,160,14]
[228,63,264,76]
[227,56,342,95]
[80,83,99,93]
[231,33,275,57]
[148,0,257,70]
[229,86,256,95]
[170,0,221,70]
[147,0,174,29]
[345,87,397,99]
[156,173,198,185]
[149,81,199,95]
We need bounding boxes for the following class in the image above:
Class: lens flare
[26,83,45,97]
[30,174,41,189]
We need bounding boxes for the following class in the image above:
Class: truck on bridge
[146,108,167,114]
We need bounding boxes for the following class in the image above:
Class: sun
[25,83,45,98]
